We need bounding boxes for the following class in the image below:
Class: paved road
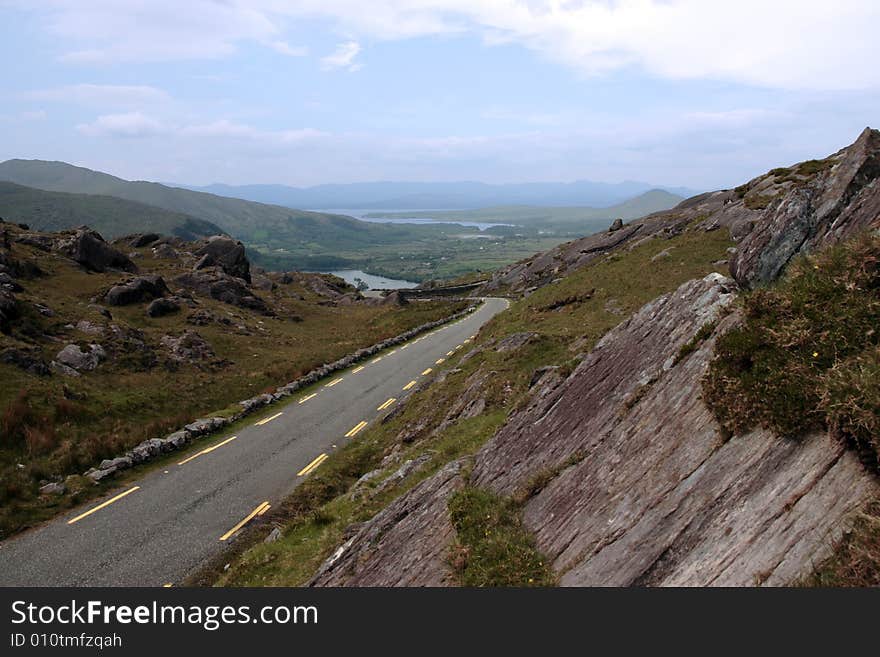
[0,298,509,586]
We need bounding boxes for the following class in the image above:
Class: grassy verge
[207,225,733,586]
[806,500,880,586]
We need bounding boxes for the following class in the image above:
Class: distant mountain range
[177,180,700,210]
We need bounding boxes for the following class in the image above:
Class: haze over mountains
[179,179,699,210]
[0,158,687,280]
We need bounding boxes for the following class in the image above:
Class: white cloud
[17,1,879,90]
[320,41,362,72]
[267,40,308,57]
[21,84,170,108]
[77,112,167,138]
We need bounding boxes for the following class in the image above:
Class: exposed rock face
[730,127,880,287]
[309,460,466,586]
[59,227,137,273]
[175,269,272,315]
[127,233,160,248]
[194,236,251,283]
[310,274,878,587]
[105,275,170,306]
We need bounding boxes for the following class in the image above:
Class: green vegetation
[744,192,778,210]
[807,500,880,586]
[0,182,223,240]
[0,233,465,538]
[795,158,835,176]
[703,235,880,469]
[448,487,555,586]
[211,224,733,586]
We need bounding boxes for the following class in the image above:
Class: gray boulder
[55,343,106,372]
[60,227,137,273]
[194,236,251,283]
[146,297,180,317]
[105,275,170,306]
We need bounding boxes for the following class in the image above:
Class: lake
[315,208,512,230]
[324,269,419,292]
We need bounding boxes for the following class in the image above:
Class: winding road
[0,297,509,586]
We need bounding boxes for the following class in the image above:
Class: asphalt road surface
[0,297,509,586]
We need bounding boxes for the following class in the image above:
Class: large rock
[146,297,180,317]
[175,269,272,315]
[730,127,880,287]
[161,330,215,363]
[59,227,137,273]
[105,275,170,306]
[0,347,50,376]
[309,460,466,586]
[194,236,251,283]
[55,343,106,372]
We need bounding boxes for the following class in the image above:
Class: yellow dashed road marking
[298,392,317,404]
[325,377,344,388]
[377,397,397,411]
[255,412,283,426]
[219,501,270,541]
[352,365,365,374]
[421,368,433,376]
[345,420,368,438]
[297,453,329,476]
[67,486,140,525]
[178,435,237,466]
[435,358,445,365]
[402,380,416,391]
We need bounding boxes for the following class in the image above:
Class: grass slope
[0,181,224,240]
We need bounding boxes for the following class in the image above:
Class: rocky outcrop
[175,269,272,315]
[105,275,170,306]
[484,128,880,294]
[193,236,251,283]
[730,127,880,287]
[160,330,215,363]
[0,347,50,376]
[146,297,180,317]
[311,274,878,586]
[309,460,466,586]
[58,227,137,273]
[55,343,106,372]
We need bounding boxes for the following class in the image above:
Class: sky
[0,0,878,191]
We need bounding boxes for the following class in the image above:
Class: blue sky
[1,1,878,190]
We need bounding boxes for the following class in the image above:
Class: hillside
[0,222,466,539]
[0,181,224,240]
[210,128,880,587]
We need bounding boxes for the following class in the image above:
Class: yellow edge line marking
[388,349,397,355]
[163,583,173,588]
[255,411,283,426]
[435,358,445,365]
[377,397,397,411]
[297,453,329,476]
[345,420,368,438]
[370,356,383,364]
[352,365,365,374]
[178,435,237,466]
[220,501,269,541]
[298,392,317,404]
[325,377,343,388]
[258,504,271,516]
[446,350,454,356]
[455,345,463,350]
[402,380,416,390]
[68,486,140,525]
[401,343,410,349]
[421,368,433,376]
